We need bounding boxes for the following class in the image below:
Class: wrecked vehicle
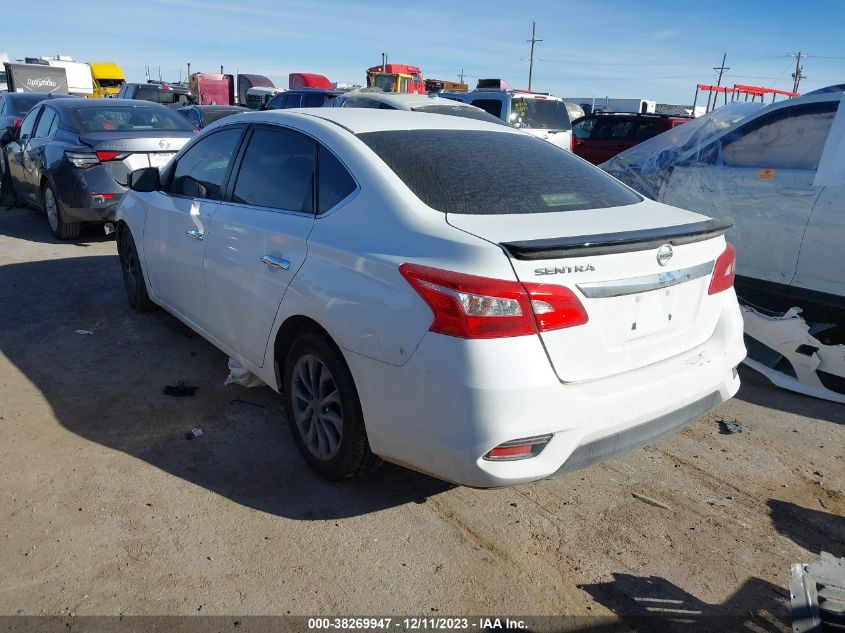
[602,87,845,402]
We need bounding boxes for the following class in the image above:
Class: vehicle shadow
[0,254,453,520]
[577,572,790,632]
[0,206,114,246]
[767,499,845,558]
[734,365,844,426]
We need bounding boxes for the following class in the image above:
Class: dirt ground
[0,207,842,630]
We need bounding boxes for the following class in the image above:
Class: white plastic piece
[224,357,265,388]
[741,304,845,404]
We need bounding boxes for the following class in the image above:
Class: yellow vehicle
[88,62,126,98]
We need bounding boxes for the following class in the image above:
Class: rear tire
[117,226,155,312]
[0,158,17,208]
[283,332,380,480]
[43,183,80,240]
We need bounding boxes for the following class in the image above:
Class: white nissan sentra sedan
[115,109,745,488]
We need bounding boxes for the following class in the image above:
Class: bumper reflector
[484,434,552,461]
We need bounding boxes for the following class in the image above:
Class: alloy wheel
[44,188,58,232]
[290,354,343,461]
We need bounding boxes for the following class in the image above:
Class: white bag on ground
[224,357,265,388]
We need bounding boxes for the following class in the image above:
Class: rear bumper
[52,163,126,223]
[346,293,745,487]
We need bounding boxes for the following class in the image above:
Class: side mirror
[127,167,160,192]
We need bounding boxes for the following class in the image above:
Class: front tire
[117,226,155,312]
[283,333,380,480]
[43,183,80,240]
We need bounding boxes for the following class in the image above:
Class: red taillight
[708,242,736,295]
[96,150,123,162]
[399,264,588,339]
[13,118,23,130]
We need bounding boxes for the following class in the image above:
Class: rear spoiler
[500,218,732,260]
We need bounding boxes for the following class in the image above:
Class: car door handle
[186,229,204,241]
[260,255,290,270]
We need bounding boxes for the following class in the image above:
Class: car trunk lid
[78,131,193,185]
[447,204,732,382]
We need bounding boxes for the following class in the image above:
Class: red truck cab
[366,64,425,94]
[189,73,234,105]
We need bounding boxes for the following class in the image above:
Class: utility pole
[708,52,730,112]
[790,52,806,93]
[458,68,465,84]
[527,21,542,91]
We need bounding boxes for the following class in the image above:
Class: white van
[40,56,94,97]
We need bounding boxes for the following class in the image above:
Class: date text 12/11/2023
[307,617,528,630]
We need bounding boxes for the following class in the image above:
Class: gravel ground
[0,207,842,630]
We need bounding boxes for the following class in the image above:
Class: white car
[326,90,508,126]
[115,109,745,487]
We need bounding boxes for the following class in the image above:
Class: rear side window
[302,93,326,107]
[721,103,836,170]
[283,93,303,109]
[33,108,57,138]
[232,127,316,212]
[318,147,356,212]
[358,130,641,214]
[167,127,243,200]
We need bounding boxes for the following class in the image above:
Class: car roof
[213,108,522,135]
[341,91,475,110]
[45,97,177,110]
[182,104,248,111]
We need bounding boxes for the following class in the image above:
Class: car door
[5,106,42,203]
[23,106,58,198]
[661,101,837,289]
[202,125,317,367]
[141,125,246,327]
[585,117,636,164]
[794,97,845,303]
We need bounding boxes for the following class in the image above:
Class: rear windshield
[411,104,508,126]
[510,97,571,131]
[72,106,195,132]
[97,78,125,89]
[358,130,641,214]
[10,94,47,115]
[136,85,191,105]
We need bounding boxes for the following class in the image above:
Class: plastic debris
[718,418,743,434]
[224,357,265,388]
[631,492,670,510]
[185,427,204,440]
[74,329,93,335]
[741,304,845,404]
[163,382,198,397]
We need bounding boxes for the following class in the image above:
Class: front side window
[721,103,837,170]
[470,98,503,118]
[358,129,641,215]
[283,93,303,109]
[232,127,316,212]
[302,93,326,107]
[318,146,356,213]
[590,118,635,140]
[18,108,40,141]
[167,127,243,200]
[572,117,596,139]
[33,108,57,138]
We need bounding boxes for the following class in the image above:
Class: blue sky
[6,0,845,103]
